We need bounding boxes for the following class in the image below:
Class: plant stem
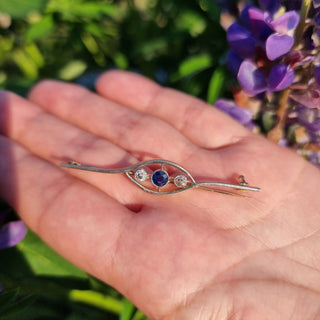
[268,0,312,142]
[294,0,312,49]
[267,89,290,142]
[68,289,123,314]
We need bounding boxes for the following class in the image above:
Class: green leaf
[84,23,105,38]
[198,0,221,22]
[113,53,128,70]
[0,0,49,18]
[175,10,207,36]
[0,288,19,310]
[24,43,44,68]
[0,288,36,318]
[207,67,225,104]
[120,298,135,320]
[68,289,122,314]
[132,310,149,320]
[173,54,212,81]
[58,60,87,81]
[135,37,169,61]
[15,230,87,279]
[11,44,44,79]
[49,1,122,20]
[0,72,7,86]
[12,49,38,80]
[25,15,55,42]
[70,3,121,19]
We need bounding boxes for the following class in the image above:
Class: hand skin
[0,71,320,320]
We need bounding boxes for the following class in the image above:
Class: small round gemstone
[134,168,148,182]
[174,174,188,188]
[151,170,169,187]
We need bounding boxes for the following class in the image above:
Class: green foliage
[0,230,149,319]
[0,0,230,318]
[0,0,48,18]
[207,66,226,104]
[15,231,87,278]
[0,288,36,318]
[0,0,229,99]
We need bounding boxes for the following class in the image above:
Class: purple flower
[0,210,26,295]
[314,0,320,8]
[227,23,257,58]
[215,98,256,130]
[227,8,300,61]
[226,5,299,96]
[266,34,295,60]
[266,11,300,60]
[314,66,320,86]
[290,90,320,108]
[236,60,295,95]
[0,209,27,250]
[297,106,320,133]
[220,0,320,167]
[226,50,243,76]
[270,11,300,33]
[269,64,295,91]
[237,60,268,95]
[247,7,273,41]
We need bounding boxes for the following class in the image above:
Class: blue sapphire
[151,170,169,187]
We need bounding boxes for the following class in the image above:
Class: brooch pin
[61,159,260,196]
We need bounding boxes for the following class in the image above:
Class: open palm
[1,71,320,320]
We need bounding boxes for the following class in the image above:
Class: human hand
[1,71,320,320]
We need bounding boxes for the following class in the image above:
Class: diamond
[151,170,169,187]
[134,168,148,182]
[174,174,188,188]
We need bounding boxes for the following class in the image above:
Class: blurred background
[0,0,233,319]
[0,0,233,101]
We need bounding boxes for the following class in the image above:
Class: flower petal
[310,132,320,146]
[226,50,243,75]
[314,66,320,87]
[266,33,294,60]
[0,221,27,250]
[314,0,320,8]
[227,23,257,58]
[270,11,300,33]
[248,7,273,41]
[215,99,253,125]
[237,60,268,96]
[269,64,295,91]
[290,90,320,108]
[297,106,320,132]
[240,5,253,29]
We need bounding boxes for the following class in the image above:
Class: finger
[0,134,131,282]
[0,90,145,204]
[0,90,252,215]
[96,70,251,148]
[28,81,198,162]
